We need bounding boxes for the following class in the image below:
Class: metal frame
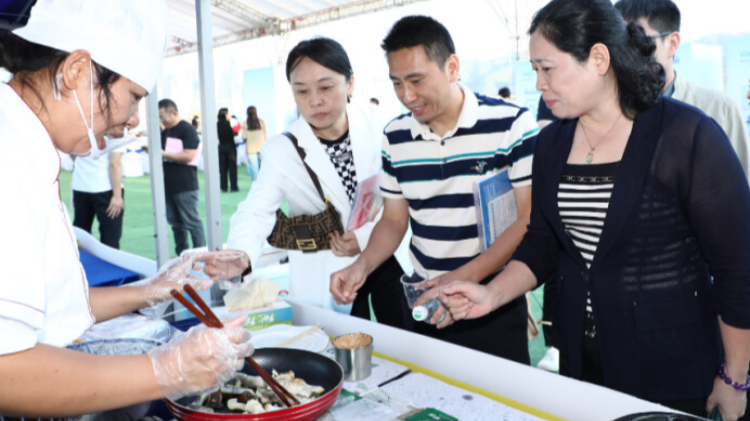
[196,0,226,304]
[149,0,224,269]
[212,0,270,25]
[196,0,223,254]
[146,90,170,267]
[167,0,429,56]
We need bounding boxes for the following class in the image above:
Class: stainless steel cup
[333,333,373,382]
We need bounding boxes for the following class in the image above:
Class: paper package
[220,301,292,331]
[217,278,291,330]
[223,278,281,312]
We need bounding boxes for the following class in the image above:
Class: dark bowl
[167,348,344,421]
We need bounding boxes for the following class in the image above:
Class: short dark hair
[0,32,120,122]
[218,107,228,121]
[158,98,178,114]
[370,97,379,105]
[614,0,681,34]
[381,16,455,69]
[286,37,353,82]
[498,87,511,99]
[530,0,664,119]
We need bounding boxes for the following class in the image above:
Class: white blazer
[227,104,382,313]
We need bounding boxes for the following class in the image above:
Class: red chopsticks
[170,284,301,407]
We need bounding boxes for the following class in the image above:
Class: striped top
[380,84,539,279]
[558,162,619,315]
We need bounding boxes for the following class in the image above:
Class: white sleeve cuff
[0,316,38,355]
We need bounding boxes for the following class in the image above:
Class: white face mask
[98,130,139,157]
[69,60,137,159]
[70,59,98,158]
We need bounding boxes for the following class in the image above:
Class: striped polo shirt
[380,84,539,279]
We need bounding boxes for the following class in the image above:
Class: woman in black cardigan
[439,0,750,419]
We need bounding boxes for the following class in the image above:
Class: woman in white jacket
[228,38,409,326]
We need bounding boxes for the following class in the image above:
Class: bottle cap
[412,306,429,321]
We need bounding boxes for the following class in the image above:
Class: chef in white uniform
[0,1,252,417]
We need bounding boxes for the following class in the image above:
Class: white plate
[250,324,329,353]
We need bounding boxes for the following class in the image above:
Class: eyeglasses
[648,32,672,39]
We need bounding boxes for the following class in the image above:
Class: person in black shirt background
[159,99,206,255]
[217,107,239,192]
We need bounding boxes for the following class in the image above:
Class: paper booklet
[473,169,517,252]
[347,173,384,232]
[164,136,201,167]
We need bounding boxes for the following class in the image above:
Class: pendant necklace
[579,113,623,164]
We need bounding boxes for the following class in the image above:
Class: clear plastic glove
[148,317,253,400]
[136,256,214,307]
[186,250,250,282]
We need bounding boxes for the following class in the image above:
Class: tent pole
[196,0,225,304]
[146,88,170,268]
[196,0,222,252]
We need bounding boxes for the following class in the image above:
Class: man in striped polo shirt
[330,16,539,362]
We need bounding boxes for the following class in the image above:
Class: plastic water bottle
[412,297,446,323]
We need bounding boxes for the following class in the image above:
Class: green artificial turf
[59,165,286,260]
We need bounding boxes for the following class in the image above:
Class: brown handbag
[267,132,344,252]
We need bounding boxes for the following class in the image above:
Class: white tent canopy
[165,0,429,56]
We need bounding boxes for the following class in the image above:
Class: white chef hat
[13,0,169,93]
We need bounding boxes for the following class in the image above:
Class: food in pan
[188,370,325,414]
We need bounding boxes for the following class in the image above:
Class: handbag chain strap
[282,132,326,205]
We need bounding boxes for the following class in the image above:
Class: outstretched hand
[330,262,367,305]
[138,257,214,307]
[439,281,495,321]
[193,250,250,281]
[412,274,461,329]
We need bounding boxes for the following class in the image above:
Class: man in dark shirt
[158,99,206,255]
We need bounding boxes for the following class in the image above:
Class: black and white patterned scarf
[318,130,357,205]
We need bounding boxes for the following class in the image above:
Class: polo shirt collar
[409,82,478,140]
[663,71,677,98]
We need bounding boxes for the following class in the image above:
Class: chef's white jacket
[0,83,94,355]
[228,104,384,313]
